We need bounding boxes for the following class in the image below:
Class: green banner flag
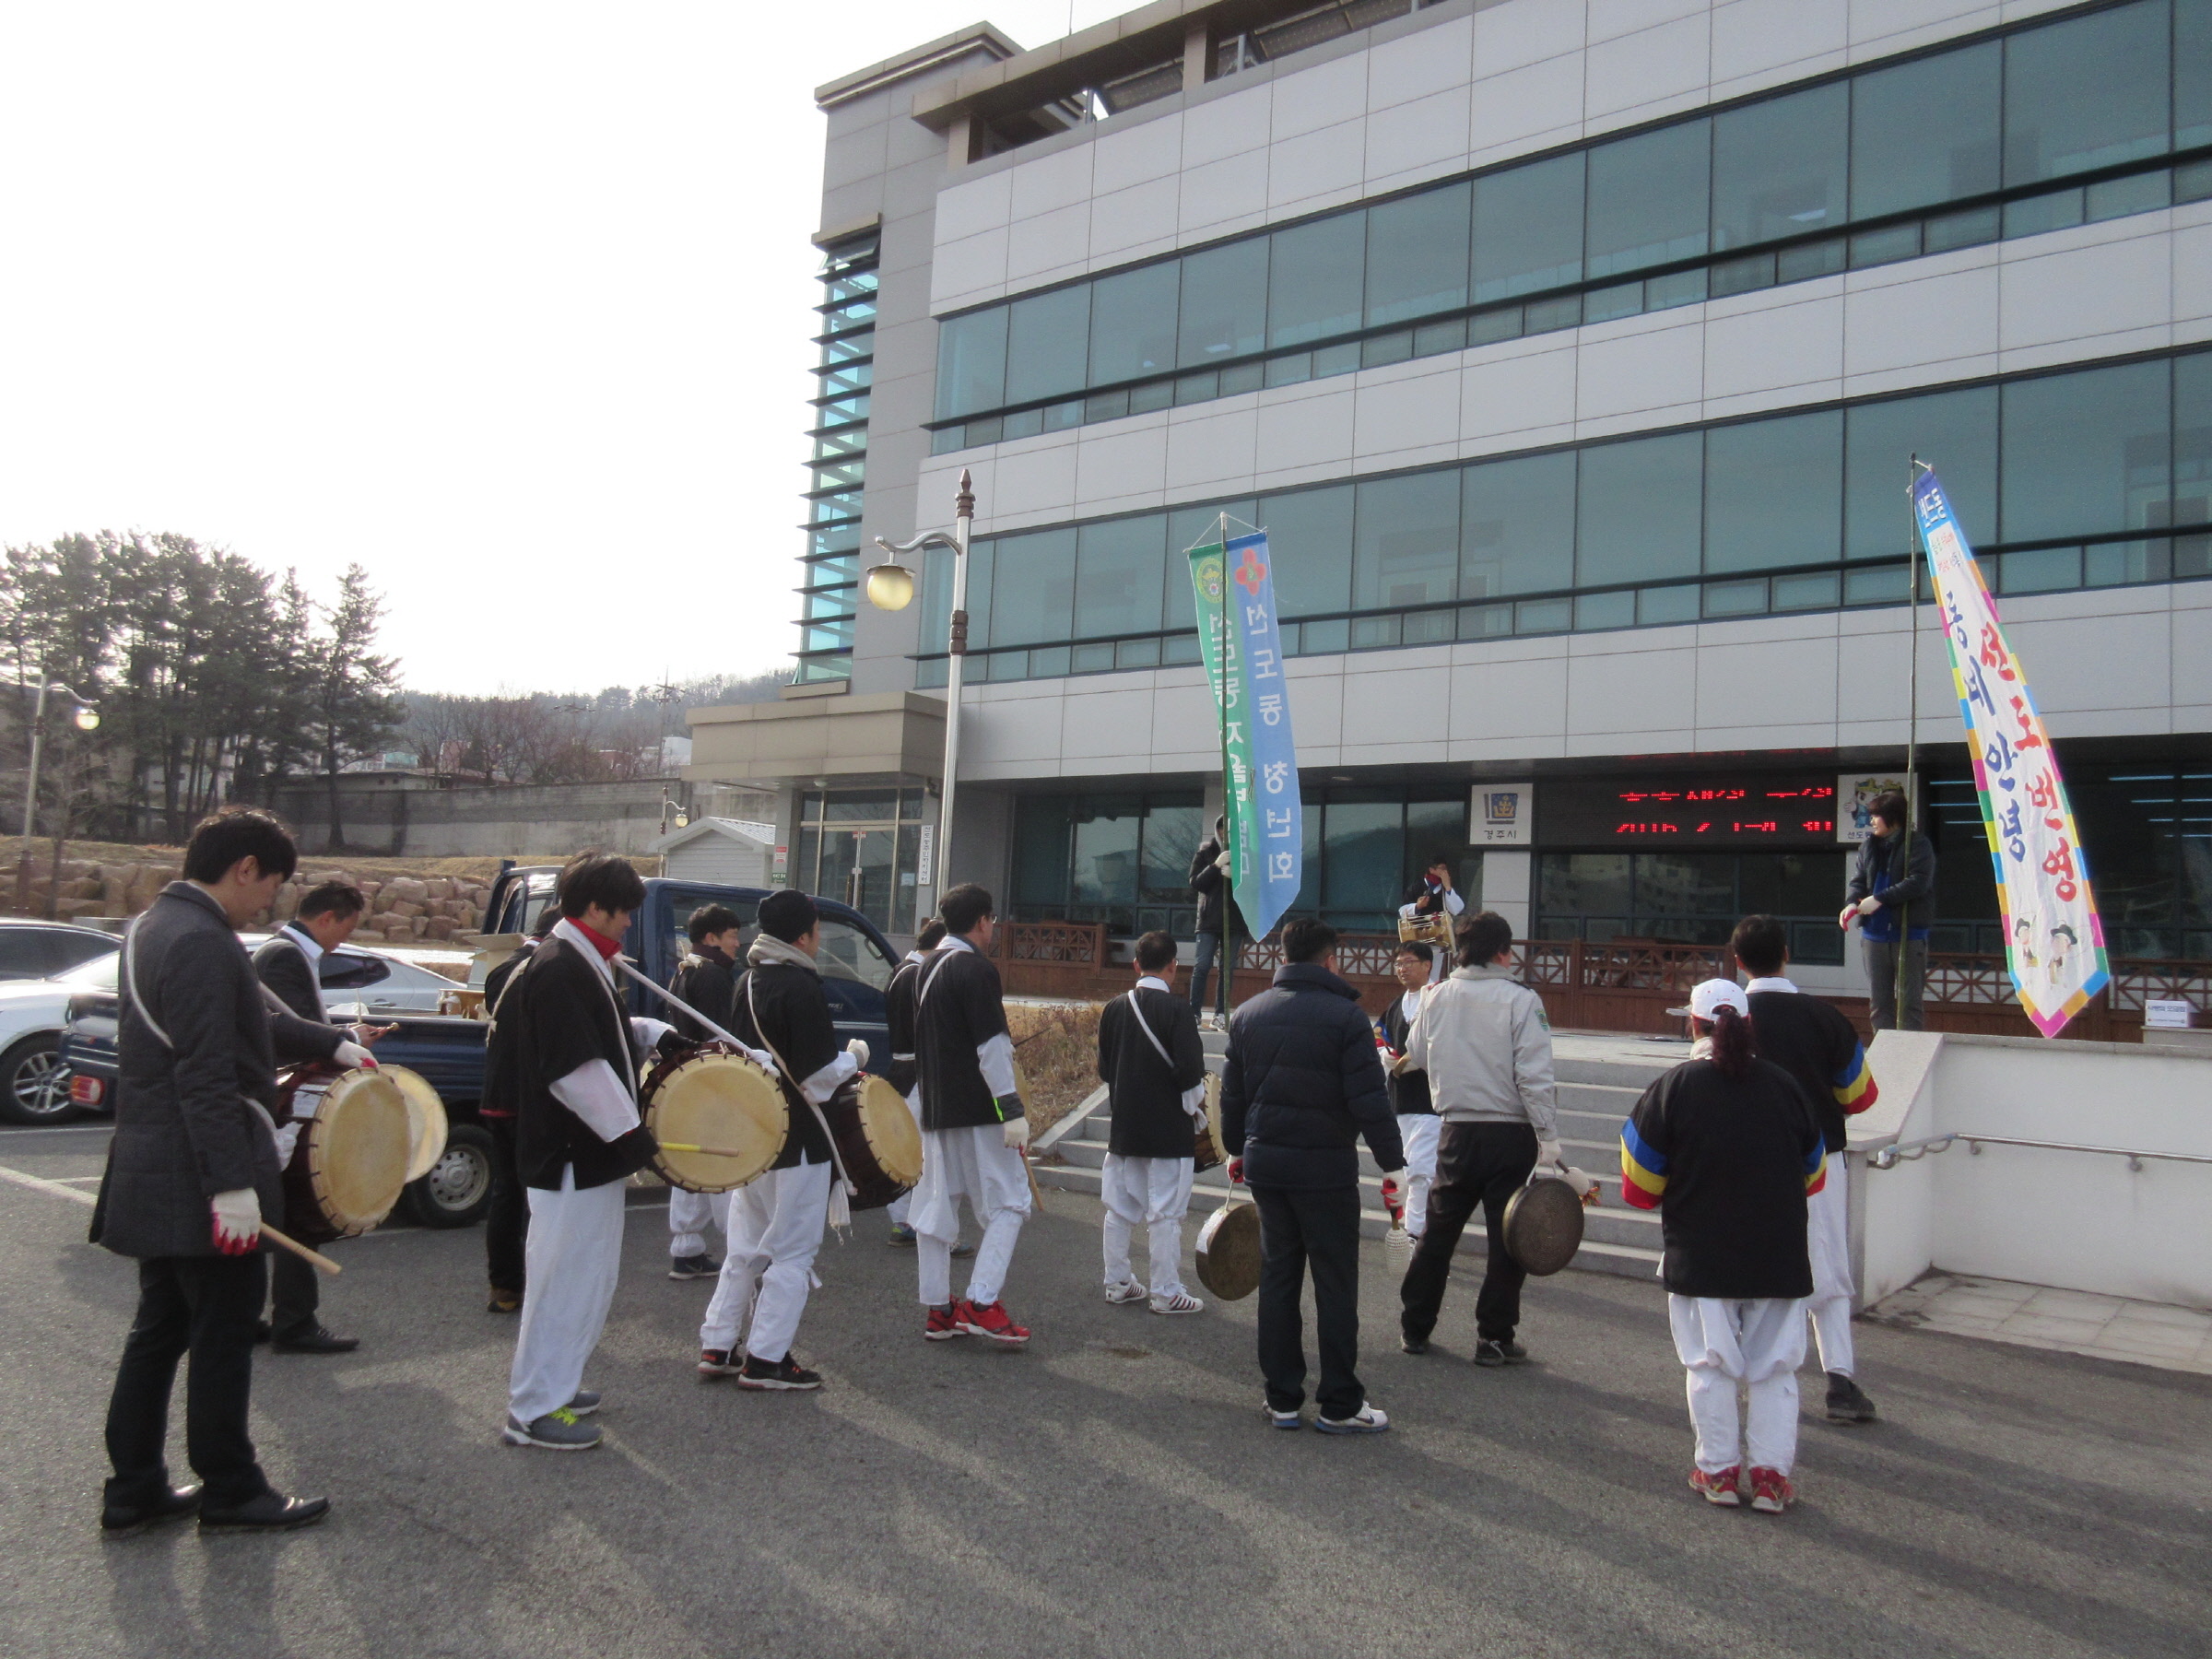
[1188,539,1253,902]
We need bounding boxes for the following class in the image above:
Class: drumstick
[260,1224,342,1277]
[657,1141,757,1159]
[1016,1144,1045,1208]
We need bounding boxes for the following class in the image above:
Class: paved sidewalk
[1870,1273,2212,1375]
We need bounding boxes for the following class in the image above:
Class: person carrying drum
[1375,941,1439,1249]
[494,854,670,1452]
[664,903,746,1281]
[695,888,861,1391]
[251,880,383,1356]
[1397,912,1568,1368]
[94,807,333,1535]
[1620,979,1827,1514]
[884,917,947,1247]
[911,884,1033,1347]
[1097,930,1208,1315]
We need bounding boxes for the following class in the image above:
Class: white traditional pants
[1806,1153,1855,1376]
[668,1188,731,1259]
[699,1157,831,1364]
[885,1087,924,1228]
[508,1166,627,1425]
[1100,1153,1194,1298]
[912,1124,1030,1308]
[1395,1114,1441,1237]
[1668,1294,1808,1476]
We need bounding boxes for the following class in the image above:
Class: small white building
[650,817,775,888]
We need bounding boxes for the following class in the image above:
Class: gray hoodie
[1403,964,1558,1139]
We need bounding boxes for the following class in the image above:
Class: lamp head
[865,560,916,612]
[72,706,100,733]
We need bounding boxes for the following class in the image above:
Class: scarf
[747,933,817,972]
[569,918,623,960]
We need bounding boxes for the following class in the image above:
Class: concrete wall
[1853,1031,2212,1310]
[274,778,687,858]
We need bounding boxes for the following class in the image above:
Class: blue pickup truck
[60,865,902,1227]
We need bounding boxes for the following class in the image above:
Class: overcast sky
[0,3,1107,697]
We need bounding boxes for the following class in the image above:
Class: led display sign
[1539,777,1839,848]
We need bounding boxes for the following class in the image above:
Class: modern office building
[687,0,2209,1005]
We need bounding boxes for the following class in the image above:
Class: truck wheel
[0,1036,75,1125]
[407,1123,494,1228]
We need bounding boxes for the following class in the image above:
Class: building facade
[690,0,2210,1005]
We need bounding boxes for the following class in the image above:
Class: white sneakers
[1315,1403,1390,1436]
[1103,1280,1148,1304]
[1148,1290,1204,1315]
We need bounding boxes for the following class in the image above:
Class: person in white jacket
[1396,912,1561,1366]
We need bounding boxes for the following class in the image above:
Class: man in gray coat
[92,808,336,1536]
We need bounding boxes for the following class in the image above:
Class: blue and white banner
[1188,531,1302,942]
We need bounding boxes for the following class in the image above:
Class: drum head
[1195,1198,1263,1300]
[647,1052,786,1193]
[380,1064,449,1183]
[854,1073,924,1185]
[1501,1176,1584,1277]
[307,1070,411,1235]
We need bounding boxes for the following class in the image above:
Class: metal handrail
[1866,1134,2212,1172]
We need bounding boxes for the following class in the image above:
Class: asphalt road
[3,1121,2208,1659]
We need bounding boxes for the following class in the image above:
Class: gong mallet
[260,1223,343,1277]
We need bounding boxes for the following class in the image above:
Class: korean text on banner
[1912,468,2109,1037]
[1189,533,1302,942]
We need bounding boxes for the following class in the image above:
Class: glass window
[2174,351,2211,533]
[1178,239,1269,368]
[935,308,1007,420]
[2004,0,2171,186]
[1004,284,1091,406]
[1075,515,1167,639]
[1845,386,1998,559]
[1321,798,1404,924]
[983,527,1077,647]
[816,917,895,992]
[1850,41,2002,219]
[2001,359,2172,541]
[1165,500,1254,632]
[1088,262,1181,386]
[1460,452,1576,597]
[1703,410,1842,572]
[1012,797,1072,909]
[2183,0,2212,151]
[1585,120,1711,279]
[1353,471,1461,610]
[1366,182,1471,326]
[1071,796,1143,906]
[1406,798,1467,884]
[964,537,995,647]
[1140,799,1205,899]
[1472,152,1583,302]
[1260,484,1355,618]
[1712,83,1847,251]
[1268,212,1367,348]
[1577,432,1704,587]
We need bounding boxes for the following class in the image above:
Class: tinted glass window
[1321,798,1403,922]
[1577,432,1704,586]
[816,918,894,992]
[1472,152,1583,302]
[1461,452,1577,597]
[0,930,53,979]
[2003,0,2170,185]
[1353,470,1461,610]
[1585,121,1710,279]
[1178,240,1269,368]
[1260,485,1355,618]
[983,527,1077,647]
[1140,801,1205,899]
[1845,386,1998,559]
[1075,516,1167,638]
[2182,0,2212,151]
[46,930,118,972]
[1365,182,1470,326]
[1268,212,1367,349]
[1004,285,1091,406]
[1072,796,1143,905]
[1088,263,1181,385]
[318,954,393,991]
[935,308,1007,420]
[2175,352,2211,533]
[1012,796,1073,910]
[1712,83,1846,251]
[1164,500,1254,632]
[1704,410,1842,572]
[1850,42,2002,219]
[2001,359,2171,540]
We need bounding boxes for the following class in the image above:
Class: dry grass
[0,836,660,884]
[1007,1001,1105,1134]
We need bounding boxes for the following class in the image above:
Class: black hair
[1869,790,1910,831]
[1134,929,1178,973]
[557,853,645,920]
[914,918,947,951]
[1281,916,1336,964]
[1394,940,1430,962]
[529,906,559,939]
[1697,1006,1756,1078]
[1729,913,1789,977]
[687,903,744,946]
[1456,910,1513,968]
[183,806,299,885]
[757,888,818,943]
[939,883,994,936]
[297,880,365,922]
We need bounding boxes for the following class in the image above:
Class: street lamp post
[17,680,100,915]
[865,468,973,900]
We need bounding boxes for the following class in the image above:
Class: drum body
[827,1072,924,1212]
[1195,1198,1263,1300]
[641,1043,787,1193]
[1501,1175,1585,1276]
[1192,1071,1224,1172]
[1396,912,1453,950]
[276,1063,412,1243]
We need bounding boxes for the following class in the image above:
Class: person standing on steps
[1841,790,1936,1031]
[1187,817,1239,1018]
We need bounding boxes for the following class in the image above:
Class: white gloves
[1536,1137,1564,1171]
[1382,1167,1407,1193]
[1214,852,1232,874]
[211,1188,261,1253]
[747,1047,776,1072]
[845,1038,870,1070]
[1002,1114,1031,1150]
[1857,895,1883,916]
[1838,906,1858,930]
[1557,1164,1598,1197]
[334,1041,377,1070]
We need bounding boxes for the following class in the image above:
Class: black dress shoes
[197,1492,331,1534]
[101,1484,202,1538]
[271,1324,359,1355]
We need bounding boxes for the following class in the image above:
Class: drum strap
[746,973,855,1231]
[122,913,283,1154]
[1124,990,1177,1072]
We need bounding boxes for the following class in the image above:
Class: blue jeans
[1189,931,1236,1011]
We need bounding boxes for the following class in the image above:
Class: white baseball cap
[1666,978,1750,1021]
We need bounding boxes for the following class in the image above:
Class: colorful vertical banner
[1188,531,1302,942]
[1912,468,2109,1036]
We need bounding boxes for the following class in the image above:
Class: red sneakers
[954,1298,1030,1347]
[1689,1465,1742,1506]
[924,1304,966,1341]
[1747,1466,1795,1513]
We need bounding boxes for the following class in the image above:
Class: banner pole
[1900,454,1926,1030]
[1216,512,1234,1019]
